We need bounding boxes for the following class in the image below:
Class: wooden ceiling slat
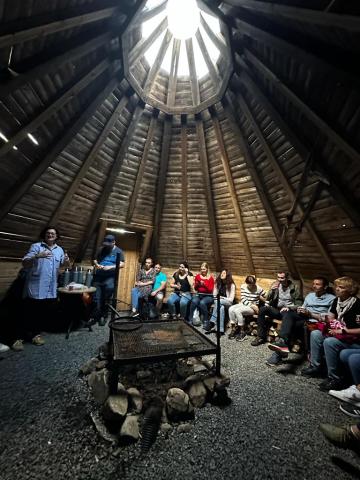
[185,38,200,107]
[166,38,181,108]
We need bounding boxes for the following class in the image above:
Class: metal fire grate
[110,319,218,364]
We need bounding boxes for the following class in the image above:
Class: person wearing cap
[92,234,124,325]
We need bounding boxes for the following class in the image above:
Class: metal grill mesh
[111,320,217,361]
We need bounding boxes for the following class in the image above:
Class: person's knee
[323,337,340,351]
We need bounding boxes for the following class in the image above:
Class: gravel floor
[1,325,359,480]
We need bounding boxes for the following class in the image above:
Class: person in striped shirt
[228,275,266,342]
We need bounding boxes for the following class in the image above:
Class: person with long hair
[208,269,235,335]
[167,262,194,321]
[228,275,266,342]
[188,262,214,331]
[302,276,360,392]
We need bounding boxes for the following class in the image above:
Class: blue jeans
[167,292,192,320]
[310,329,360,379]
[131,288,141,311]
[189,295,214,327]
[211,298,233,333]
[340,349,360,384]
[93,276,115,319]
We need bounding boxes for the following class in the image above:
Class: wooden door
[116,233,141,310]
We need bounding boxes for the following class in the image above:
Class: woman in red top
[189,262,215,331]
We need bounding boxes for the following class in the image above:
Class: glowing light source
[0,131,9,143]
[167,0,200,40]
[27,133,39,145]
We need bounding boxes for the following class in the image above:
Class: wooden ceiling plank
[185,38,200,106]
[222,95,301,280]
[0,76,120,224]
[0,59,111,156]
[236,91,340,278]
[181,117,188,260]
[241,50,360,164]
[224,0,360,31]
[166,38,181,107]
[129,16,168,65]
[210,107,255,274]
[142,29,173,99]
[0,6,119,49]
[50,93,130,226]
[238,70,360,227]
[0,32,111,100]
[75,104,145,262]
[151,116,172,257]
[126,111,158,223]
[195,115,222,271]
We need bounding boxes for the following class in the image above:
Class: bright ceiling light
[0,131,9,143]
[167,0,200,40]
[27,133,39,145]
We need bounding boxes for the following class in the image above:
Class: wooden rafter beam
[0,5,119,49]
[222,96,301,280]
[200,13,227,56]
[181,116,188,261]
[223,0,360,31]
[75,103,145,262]
[237,70,360,227]
[129,16,168,65]
[131,0,167,27]
[166,39,181,107]
[0,76,120,224]
[210,107,255,274]
[126,111,159,223]
[50,93,130,226]
[241,50,360,164]
[0,59,111,156]
[185,38,200,106]
[0,32,111,100]
[143,29,173,99]
[195,114,222,271]
[236,91,339,278]
[195,28,219,89]
[229,11,360,89]
[151,116,172,257]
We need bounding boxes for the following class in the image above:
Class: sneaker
[235,331,247,342]
[300,365,323,378]
[251,337,266,347]
[266,352,283,367]
[329,385,360,406]
[11,339,24,351]
[268,338,290,354]
[131,311,140,318]
[319,377,345,392]
[339,403,360,418]
[319,423,360,452]
[228,329,238,340]
[0,342,10,353]
[32,335,45,346]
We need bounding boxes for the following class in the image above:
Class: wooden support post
[237,70,360,227]
[141,227,154,263]
[50,93,130,226]
[126,111,159,223]
[210,107,255,274]
[151,116,172,258]
[195,114,222,271]
[75,104,144,262]
[0,76,120,224]
[181,116,188,261]
[0,59,111,156]
[235,91,339,278]
[166,39,181,108]
[222,96,301,280]
[0,32,111,100]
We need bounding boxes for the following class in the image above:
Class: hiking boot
[329,385,360,407]
[319,377,345,392]
[266,352,283,367]
[339,403,360,418]
[268,338,290,354]
[32,335,45,346]
[12,339,24,351]
[300,365,323,378]
[0,342,9,353]
[320,423,360,452]
[235,331,247,342]
[251,337,266,347]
